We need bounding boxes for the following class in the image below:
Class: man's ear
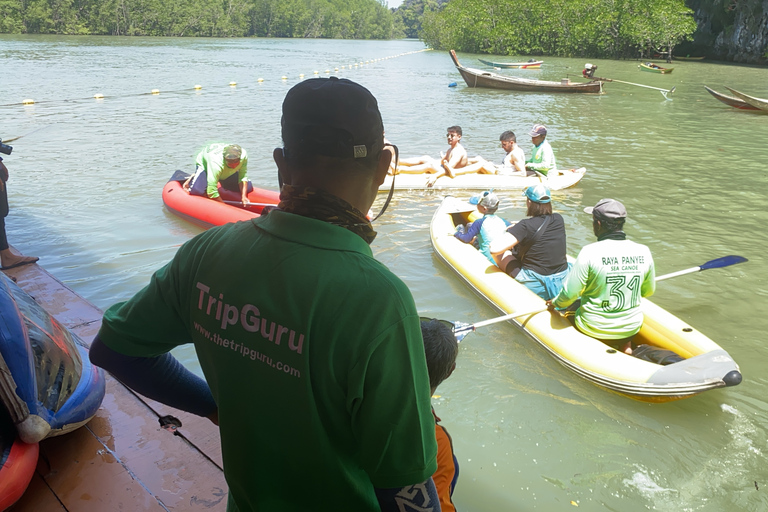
[374,147,392,187]
[273,147,290,187]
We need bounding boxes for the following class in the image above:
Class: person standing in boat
[525,124,558,177]
[90,77,441,512]
[185,142,253,204]
[455,190,508,265]
[489,184,570,300]
[548,198,656,354]
[0,155,39,271]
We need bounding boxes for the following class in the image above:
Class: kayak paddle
[655,255,747,281]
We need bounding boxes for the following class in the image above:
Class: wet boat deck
[5,259,227,511]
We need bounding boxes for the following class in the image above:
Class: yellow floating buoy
[334,67,339,71]
[257,78,264,82]
[325,69,330,73]
[340,66,345,69]
[151,89,160,95]
[194,84,202,90]
[22,99,34,105]
[93,93,104,99]
[299,73,304,78]
[281,76,287,80]
[229,81,237,86]
[313,70,319,75]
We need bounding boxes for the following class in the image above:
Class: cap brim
[583,206,595,214]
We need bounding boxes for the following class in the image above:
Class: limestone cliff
[681,0,768,63]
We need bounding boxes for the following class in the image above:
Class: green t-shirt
[98,211,437,511]
[194,143,248,198]
[552,238,655,339]
[525,139,557,176]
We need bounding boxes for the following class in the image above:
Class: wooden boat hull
[163,170,281,229]
[704,86,760,110]
[380,167,586,192]
[639,63,674,74]
[0,274,106,444]
[724,86,768,112]
[431,196,742,402]
[478,58,543,69]
[451,50,602,93]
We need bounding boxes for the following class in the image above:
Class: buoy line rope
[1,49,431,108]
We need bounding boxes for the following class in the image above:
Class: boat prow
[704,86,760,110]
[430,196,741,402]
[379,167,586,192]
[0,274,106,444]
[724,86,768,112]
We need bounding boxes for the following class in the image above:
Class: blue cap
[523,184,551,203]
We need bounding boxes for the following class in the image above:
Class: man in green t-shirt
[90,78,440,511]
[550,198,655,354]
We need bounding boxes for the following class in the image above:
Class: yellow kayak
[431,196,742,402]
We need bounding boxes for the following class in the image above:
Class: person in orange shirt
[421,317,460,511]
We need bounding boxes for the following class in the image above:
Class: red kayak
[163,170,281,228]
[0,407,39,510]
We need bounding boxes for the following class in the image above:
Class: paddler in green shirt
[186,142,253,203]
[549,198,656,354]
[525,124,558,176]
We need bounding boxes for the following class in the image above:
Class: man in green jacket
[90,77,440,511]
[186,142,252,204]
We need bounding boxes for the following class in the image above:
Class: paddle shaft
[597,76,673,94]
[222,200,277,209]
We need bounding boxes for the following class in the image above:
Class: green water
[2,35,767,511]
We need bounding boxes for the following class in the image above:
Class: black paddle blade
[700,255,748,270]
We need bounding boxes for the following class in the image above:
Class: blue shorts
[515,263,572,300]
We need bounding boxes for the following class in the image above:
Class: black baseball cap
[281,77,384,160]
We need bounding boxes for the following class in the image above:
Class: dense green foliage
[392,0,444,38]
[420,0,697,58]
[0,0,396,37]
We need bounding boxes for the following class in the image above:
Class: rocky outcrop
[681,0,768,64]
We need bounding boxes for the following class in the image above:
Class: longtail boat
[704,86,760,110]
[724,86,768,112]
[478,58,543,69]
[639,62,674,74]
[450,50,603,93]
[672,55,705,61]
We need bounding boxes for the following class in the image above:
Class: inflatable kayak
[0,273,106,444]
[163,170,281,229]
[380,167,586,192]
[0,404,38,510]
[431,196,742,402]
